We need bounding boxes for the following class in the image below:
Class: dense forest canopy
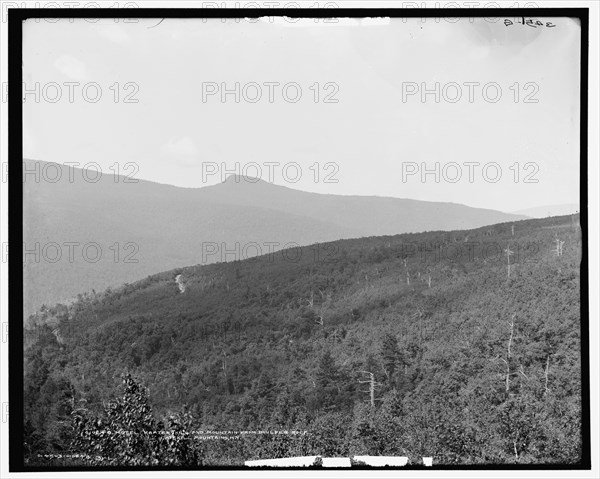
[23,214,583,466]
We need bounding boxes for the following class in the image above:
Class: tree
[71,374,202,466]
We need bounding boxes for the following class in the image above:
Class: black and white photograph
[1,2,598,476]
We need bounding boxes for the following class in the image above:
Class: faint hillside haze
[23,159,526,317]
[512,203,579,218]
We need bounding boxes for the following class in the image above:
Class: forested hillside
[23,214,583,466]
[23,159,525,316]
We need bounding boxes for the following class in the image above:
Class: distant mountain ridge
[23,159,526,317]
[512,203,579,218]
[198,173,527,236]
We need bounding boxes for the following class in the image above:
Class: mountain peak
[222,174,270,186]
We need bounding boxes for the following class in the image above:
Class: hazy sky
[22,16,581,212]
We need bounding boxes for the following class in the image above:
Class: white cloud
[160,137,201,167]
[54,55,88,81]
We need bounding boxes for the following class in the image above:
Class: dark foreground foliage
[24,215,583,466]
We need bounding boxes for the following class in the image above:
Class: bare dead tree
[554,237,565,257]
[518,365,528,380]
[507,314,515,359]
[503,314,516,392]
[504,246,514,279]
[497,356,510,393]
[491,314,518,393]
[511,224,515,236]
[358,371,382,407]
[306,292,314,308]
